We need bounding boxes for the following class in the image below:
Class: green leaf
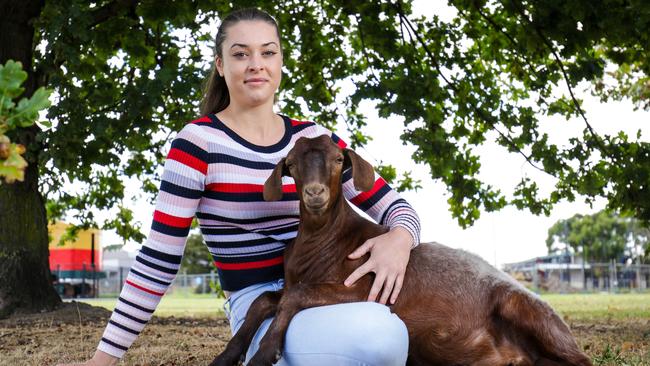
[0,60,27,100]
[11,87,52,127]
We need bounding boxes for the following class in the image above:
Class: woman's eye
[263,51,277,56]
[233,52,247,58]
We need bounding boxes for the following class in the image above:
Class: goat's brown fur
[210,135,592,366]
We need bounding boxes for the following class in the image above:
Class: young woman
[60,8,420,366]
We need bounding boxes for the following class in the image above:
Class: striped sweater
[98,113,421,358]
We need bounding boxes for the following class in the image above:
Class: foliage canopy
[25,0,650,242]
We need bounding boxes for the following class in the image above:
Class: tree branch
[509,0,613,158]
[394,2,550,175]
[471,6,542,77]
[354,15,382,84]
[87,0,140,29]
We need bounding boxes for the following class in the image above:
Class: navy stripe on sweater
[202,191,299,202]
[159,181,203,199]
[150,220,192,237]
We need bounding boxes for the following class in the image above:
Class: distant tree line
[547,210,650,264]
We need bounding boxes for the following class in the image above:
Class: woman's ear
[343,149,375,192]
[264,158,288,201]
[216,56,224,77]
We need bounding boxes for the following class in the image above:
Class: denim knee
[283,302,409,366]
[340,303,409,365]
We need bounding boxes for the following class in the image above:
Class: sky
[353,93,648,267]
[93,1,650,268]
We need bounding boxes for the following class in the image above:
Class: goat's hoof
[208,352,244,366]
[248,349,282,366]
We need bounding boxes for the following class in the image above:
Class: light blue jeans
[223,279,409,366]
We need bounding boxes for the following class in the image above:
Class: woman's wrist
[389,226,415,249]
[91,349,120,366]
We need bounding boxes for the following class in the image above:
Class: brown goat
[210,135,592,366]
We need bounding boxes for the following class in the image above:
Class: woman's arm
[60,122,209,363]
[56,349,119,366]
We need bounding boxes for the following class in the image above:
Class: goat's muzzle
[302,183,330,214]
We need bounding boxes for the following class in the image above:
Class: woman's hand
[56,350,119,366]
[343,226,413,305]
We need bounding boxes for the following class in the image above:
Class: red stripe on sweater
[336,139,347,148]
[167,148,207,174]
[190,116,212,124]
[214,255,284,270]
[125,280,165,296]
[290,119,311,127]
[153,210,193,228]
[206,183,296,193]
[350,178,385,206]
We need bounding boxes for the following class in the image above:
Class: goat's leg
[248,283,363,366]
[210,290,282,366]
[495,287,592,366]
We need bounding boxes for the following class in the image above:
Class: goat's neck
[287,194,361,283]
[297,193,351,237]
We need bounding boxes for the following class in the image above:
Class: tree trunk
[0,0,60,318]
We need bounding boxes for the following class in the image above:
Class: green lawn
[541,292,650,321]
[76,292,650,320]
[78,293,226,317]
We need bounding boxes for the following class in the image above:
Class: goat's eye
[335,157,344,164]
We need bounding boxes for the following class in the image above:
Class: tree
[546,210,649,263]
[546,211,627,263]
[627,220,650,264]
[180,232,214,274]
[2,0,649,316]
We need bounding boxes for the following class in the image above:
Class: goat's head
[264,135,375,215]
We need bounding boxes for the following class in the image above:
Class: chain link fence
[58,261,650,298]
[59,268,224,298]
[504,261,650,293]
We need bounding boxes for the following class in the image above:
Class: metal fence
[504,261,650,293]
[59,262,650,298]
[61,268,223,298]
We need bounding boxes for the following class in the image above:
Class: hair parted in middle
[199,8,282,116]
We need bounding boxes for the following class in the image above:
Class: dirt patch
[1,302,648,365]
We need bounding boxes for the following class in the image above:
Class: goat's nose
[305,185,325,197]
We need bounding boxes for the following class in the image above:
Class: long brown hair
[199,8,282,116]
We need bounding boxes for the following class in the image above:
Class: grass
[11,293,649,365]
[75,293,226,317]
[75,292,650,320]
[540,292,650,321]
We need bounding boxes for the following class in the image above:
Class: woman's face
[216,20,283,108]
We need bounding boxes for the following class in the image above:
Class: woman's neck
[217,101,284,145]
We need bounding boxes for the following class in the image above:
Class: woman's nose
[248,55,263,72]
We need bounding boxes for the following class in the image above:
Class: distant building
[503,253,649,292]
[48,221,104,297]
[100,246,138,295]
[49,221,102,277]
[102,247,136,269]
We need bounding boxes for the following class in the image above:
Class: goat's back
[392,242,590,366]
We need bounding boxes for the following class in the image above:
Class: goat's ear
[264,158,287,201]
[343,149,375,192]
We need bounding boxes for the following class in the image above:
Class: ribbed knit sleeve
[97,123,208,358]
[324,129,421,248]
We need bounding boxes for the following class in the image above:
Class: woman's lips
[245,78,268,84]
